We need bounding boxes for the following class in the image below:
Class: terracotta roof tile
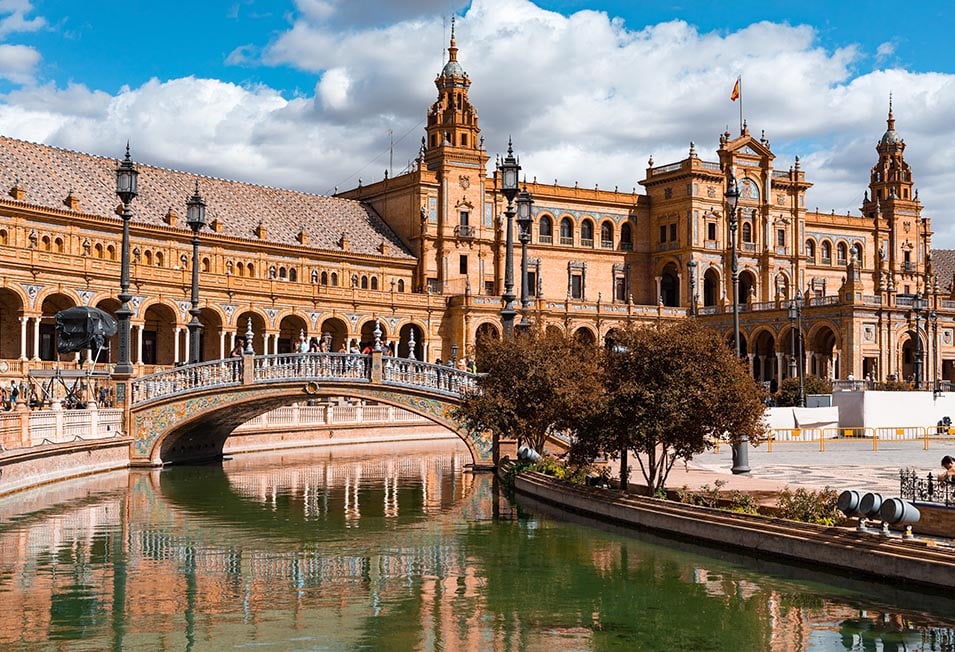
[0,135,414,260]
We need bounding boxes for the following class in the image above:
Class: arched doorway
[278,314,309,354]
[359,319,389,352]
[809,325,838,379]
[751,330,777,389]
[199,307,224,360]
[739,270,757,305]
[703,268,720,307]
[397,323,424,359]
[660,263,680,307]
[94,298,121,364]
[235,311,267,357]
[0,289,24,360]
[40,293,78,362]
[574,327,596,347]
[474,322,500,367]
[318,317,349,353]
[141,303,178,366]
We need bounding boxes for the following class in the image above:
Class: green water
[1,441,953,651]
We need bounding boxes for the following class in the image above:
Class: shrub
[775,376,833,407]
[775,486,845,526]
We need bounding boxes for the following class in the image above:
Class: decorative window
[837,242,848,264]
[539,215,553,243]
[669,223,677,242]
[370,276,378,290]
[581,220,594,247]
[330,272,338,286]
[397,279,405,292]
[777,229,785,248]
[620,223,633,250]
[659,225,667,243]
[742,222,753,243]
[820,241,832,264]
[806,240,816,262]
[707,222,717,241]
[600,222,614,248]
[560,218,574,246]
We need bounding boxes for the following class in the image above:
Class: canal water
[1,440,954,651]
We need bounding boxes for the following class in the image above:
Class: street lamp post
[516,185,534,332]
[725,172,749,474]
[687,258,697,316]
[913,293,924,389]
[931,307,940,395]
[114,144,139,378]
[185,181,206,364]
[498,139,520,335]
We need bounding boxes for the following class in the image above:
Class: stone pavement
[656,438,954,497]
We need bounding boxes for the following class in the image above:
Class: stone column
[219,331,226,359]
[32,317,40,361]
[136,325,144,364]
[183,329,191,362]
[18,316,28,361]
[173,327,181,364]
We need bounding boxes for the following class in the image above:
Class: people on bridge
[938,456,955,484]
[230,339,244,357]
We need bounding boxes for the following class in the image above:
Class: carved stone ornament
[459,175,470,190]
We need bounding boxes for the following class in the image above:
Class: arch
[360,275,369,290]
[289,267,298,282]
[741,221,753,243]
[559,216,574,245]
[370,276,379,290]
[38,292,78,361]
[0,287,25,360]
[278,313,310,354]
[359,319,389,351]
[397,279,405,292]
[751,329,778,387]
[269,265,277,279]
[545,324,564,339]
[155,251,165,268]
[330,272,339,286]
[319,317,349,353]
[538,214,553,242]
[198,306,224,361]
[739,270,757,304]
[805,239,816,263]
[774,271,790,300]
[703,267,721,307]
[201,256,211,273]
[40,235,51,251]
[94,242,104,259]
[820,240,832,264]
[474,322,501,364]
[92,297,121,364]
[247,263,256,278]
[141,302,179,366]
[0,229,6,246]
[107,244,116,261]
[620,222,633,250]
[320,270,328,285]
[278,266,287,280]
[573,326,596,347]
[726,331,749,357]
[836,241,848,265]
[807,323,840,379]
[660,262,680,307]
[580,219,594,246]
[852,241,865,265]
[600,221,614,248]
[397,322,425,359]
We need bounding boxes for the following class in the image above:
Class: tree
[451,328,601,455]
[574,320,767,495]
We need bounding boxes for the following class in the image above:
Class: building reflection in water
[0,441,953,650]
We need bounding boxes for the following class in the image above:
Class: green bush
[775,376,833,407]
[775,486,845,526]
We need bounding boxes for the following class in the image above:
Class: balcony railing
[538,234,553,244]
[581,238,594,248]
[454,225,476,239]
[559,236,574,246]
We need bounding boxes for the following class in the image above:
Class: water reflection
[0,441,953,651]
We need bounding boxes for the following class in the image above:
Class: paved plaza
[667,438,954,497]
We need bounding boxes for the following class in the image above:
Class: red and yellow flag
[730,78,740,102]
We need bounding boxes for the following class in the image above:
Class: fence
[758,425,955,452]
[232,403,430,432]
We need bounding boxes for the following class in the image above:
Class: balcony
[454,225,476,239]
[559,236,574,246]
[538,234,553,244]
[581,238,594,248]
[601,239,614,249]
[902,261,916,273]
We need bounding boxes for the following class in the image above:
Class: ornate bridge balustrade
[125,351,492,469]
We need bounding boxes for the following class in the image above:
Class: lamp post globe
[725,171,749,473]
[186,181,207,365]
[516,185,534,332]
[498,139,520,335]
[113,143,139,378]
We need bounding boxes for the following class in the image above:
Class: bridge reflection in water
[1,441,954,651]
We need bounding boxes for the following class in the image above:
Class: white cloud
[2,0,955,246]
[0,0,45,38]
[0,43,38,83]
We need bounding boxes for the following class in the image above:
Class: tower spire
[887,92,895,131]
[448,15,458,63]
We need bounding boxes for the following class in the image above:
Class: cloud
[0,43,39,83]
[0,0,45,38]
[2,0,955,246]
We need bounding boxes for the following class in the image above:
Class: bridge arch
[128,353,490,468]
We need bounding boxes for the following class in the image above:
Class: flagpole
[738,76,743,134]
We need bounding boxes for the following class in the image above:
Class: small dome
[880,128,902,145]
[441,60,465,77]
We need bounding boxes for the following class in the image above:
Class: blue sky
[3,0,955,245]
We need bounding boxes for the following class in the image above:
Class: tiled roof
[0,135,414,260]
[932,249,955,292]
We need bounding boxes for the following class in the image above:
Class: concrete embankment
[0,437,132,496]
[509,465,955,592]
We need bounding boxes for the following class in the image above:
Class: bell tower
[424,18,484,169]
[862,96,928,294]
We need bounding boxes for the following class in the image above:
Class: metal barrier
[754,425,955,453]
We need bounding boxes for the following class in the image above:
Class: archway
[703,268,720,307]
[40,293,78,361]
[809,325,839,379]
[235,311,267,357]
[319,317,349,353]
[0,288,24,360]
[360,320,389,352]
[660,263,680,307]
[751,330,777,389]
[397,323,424,359]
[573,327,596,347]
[739,270,757,304]
[278,314,309,354]
[199,307,224,360]
[141,303,178,366]
[95,297,121,364]
[474,322,500,367]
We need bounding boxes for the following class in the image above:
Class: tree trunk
[619,445,629,492]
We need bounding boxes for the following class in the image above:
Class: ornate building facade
[0,32,950,389]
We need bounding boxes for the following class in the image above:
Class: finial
[451,15,456,44]
[374,318,382,351]
[689,141,696,157]
[244,318,254,354]
[794,155,801,169]
[648,155,654,167]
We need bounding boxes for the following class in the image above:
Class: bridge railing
[131,358,243,405]
[382,357,478,396]
[253,353,370,383]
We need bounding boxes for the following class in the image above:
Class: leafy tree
[775,375,833,406]
[451,327,601,454]
[574,320,767,495]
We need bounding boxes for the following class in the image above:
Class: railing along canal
[900,469,955,507]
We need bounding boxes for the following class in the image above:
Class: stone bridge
[124,351,493,468]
